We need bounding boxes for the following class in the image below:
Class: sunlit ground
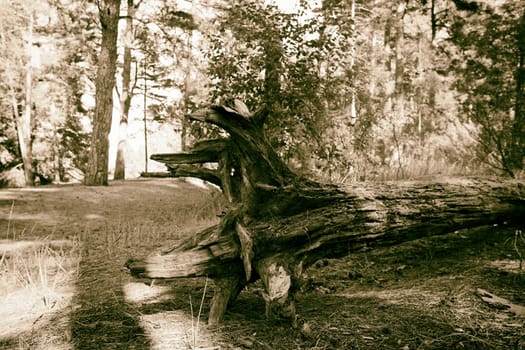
[1,239,223,349]
[124,281,221,350]
[0,239,79,349]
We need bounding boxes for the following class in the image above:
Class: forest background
[1,0,524,187]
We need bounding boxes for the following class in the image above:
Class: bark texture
[85,0,121,186]
[127,100,525,326]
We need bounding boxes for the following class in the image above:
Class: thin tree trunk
[143,58,148,173]
[511,8,525,174]
[17,12,34,187]
[349,0,357,125]
[431,0,436,41]
[181,0,194,152]
[114,0,138,180]
[394,1,406,110]
[388,1,407,177]
[85,0,121,186]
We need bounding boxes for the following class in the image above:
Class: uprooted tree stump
[127,100,525,326]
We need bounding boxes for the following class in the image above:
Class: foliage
[205,0,484,182]
[448,1,525,177]
[206,0,342,176]
[0,0,30,180]
[129,0,213,150]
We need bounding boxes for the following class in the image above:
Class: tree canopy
[0,0,524,187]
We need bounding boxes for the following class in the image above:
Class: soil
[1,178,524,349]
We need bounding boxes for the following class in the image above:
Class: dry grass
[0,235,80,349]
[0,238,80,300]
[333,155,486,184]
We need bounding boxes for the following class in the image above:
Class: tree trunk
[511,8,525,174]
[349,0,357,125]
[262,33,282,126]
[114,0,138,180]
[430,0,436,41]
[393,1,406,132]
[16,12,34,187]
[126,101,525,326]
[85,0,121,186]
[181,0,194,152]
[143,58,149,173]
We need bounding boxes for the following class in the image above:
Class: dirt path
[1,178,525,349]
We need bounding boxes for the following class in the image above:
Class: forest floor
[0,178,524,350]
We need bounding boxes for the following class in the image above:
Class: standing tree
[48,0,99,182]
[114,0,141,180]
[206,0,341,176]
[85,0,121,186]
[18,11,34,186]
[512,7,525,174]
[131,0,206,154]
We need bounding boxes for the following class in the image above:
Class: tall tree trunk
[181,0,194,152]
[384,1,407,177]
[16,12,34,187]
[85,0,121,186]
[430,0,436,41]
[394,1,406,113]
[349,0,357,125]
[143,58,148,173]
[114,0,138,180]
[511,8,525,174]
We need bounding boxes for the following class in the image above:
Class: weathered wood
[140,171,173,178]
[166,164,221,186]
[126,100,525,326]
[477,288,525,317]
[151,151,219,164]
[208,276,244,325]
[126,178,525,277]
[150,139,229,165]
[256,257,299,327]
[140,166,221,186]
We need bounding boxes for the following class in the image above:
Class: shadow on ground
[70,247,151,350]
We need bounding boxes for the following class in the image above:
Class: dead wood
[126,100,525,326]
[477,288,525,317]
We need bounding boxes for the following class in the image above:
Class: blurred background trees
[0,0,523,187]
[448,1,525,177]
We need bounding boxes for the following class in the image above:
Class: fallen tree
[126,100,525,326]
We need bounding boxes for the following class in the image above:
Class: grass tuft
[0,237,80,305]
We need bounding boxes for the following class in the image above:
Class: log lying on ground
[126,100,525,326]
